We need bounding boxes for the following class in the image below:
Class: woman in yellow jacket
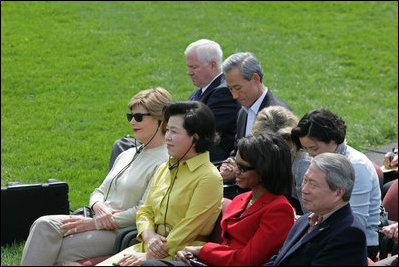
[98,101,223,266]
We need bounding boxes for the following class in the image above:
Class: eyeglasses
[126,113,151,122]
[234,159,255,173]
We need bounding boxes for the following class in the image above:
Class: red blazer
[199,191,295,266]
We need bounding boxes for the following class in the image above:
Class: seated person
[382,148,398,199]
[291,108,381,261]
[97,101,223,266]
[251,106,312,215]
[107,39,241,171]
[20,87,172,265]
[141,133,295,266]
[218,52,292,185]
[266,153,368,266]
[375,223,398,266]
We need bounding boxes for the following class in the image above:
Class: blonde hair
[128,87,172,134]
[251,106,303,157]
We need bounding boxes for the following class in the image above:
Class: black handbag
[71,206,94,217]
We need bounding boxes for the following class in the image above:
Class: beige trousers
[20,215,118,266]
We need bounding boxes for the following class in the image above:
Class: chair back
[371,161,383,190]
[381,179,398,221]
[209,198,232,244]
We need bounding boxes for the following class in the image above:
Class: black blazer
[265,204,368,266]
[188,74,241,162]
[230,90,291,157]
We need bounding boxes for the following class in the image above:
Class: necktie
[192,89,202,101]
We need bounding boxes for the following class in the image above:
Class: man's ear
[336,188,345,199]
[252,73,261,83]
[210,60,218,70]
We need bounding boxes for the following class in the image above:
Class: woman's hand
[117,252,147,266]
[173,246,202,263]
[91,202,122,230]
[382,223,398,242]
[60,215,96,236]
[219,158,237,183]
[146,234,169,259]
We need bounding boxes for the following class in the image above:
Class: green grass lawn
[1,1,398,265]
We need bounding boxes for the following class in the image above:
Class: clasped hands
[61,202,122,236]
[219,157,237,183]
[115,239,203,266]
[383,151,398,170]
[382,223,398,242]
[116,232,168,266]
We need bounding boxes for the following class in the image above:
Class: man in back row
[107,45,293,199]
[219,52,291,188]
[107,39,240,170]
[185,39,241,162]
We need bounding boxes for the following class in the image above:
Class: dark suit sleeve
[206,87,239,132]
[310,226,367,266]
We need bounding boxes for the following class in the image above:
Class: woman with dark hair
[251,106,312,214]
[141,133,295,266]
[291,108,381,261]
[98,101,223,266]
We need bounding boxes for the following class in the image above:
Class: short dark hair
[163,101,220,153]
[237,133,293,195]
[291,108,347,150]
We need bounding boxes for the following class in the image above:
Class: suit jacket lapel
[274,218,310,263]
[275,204,351,264]
[198,74,223,100]
[284,223,330,259]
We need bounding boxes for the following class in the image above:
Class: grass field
[1,1,398,265]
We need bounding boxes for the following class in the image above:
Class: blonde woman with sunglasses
[21,87,171,265]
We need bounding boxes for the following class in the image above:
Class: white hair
[184,39,223,69]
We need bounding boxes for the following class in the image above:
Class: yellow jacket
[134,151,223,259]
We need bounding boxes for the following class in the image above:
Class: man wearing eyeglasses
[107,39,240,173]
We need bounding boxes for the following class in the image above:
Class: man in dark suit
[106,40,240,172]
[185,39,241,163]
[265,153,367,266]
[219,52,291,186]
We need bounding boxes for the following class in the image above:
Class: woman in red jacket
[141,133,295,266]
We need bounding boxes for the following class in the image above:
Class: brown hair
[128,87,172,134]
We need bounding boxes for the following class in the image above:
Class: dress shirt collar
[308,205,340,228]
[243,89,267,136]
[242,88,268,114]
[307,213,324,228]
[200,73,223,94]
[168,151,211,172]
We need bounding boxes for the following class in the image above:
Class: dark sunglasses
[234,159,255,172]
[126,113,151,122]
